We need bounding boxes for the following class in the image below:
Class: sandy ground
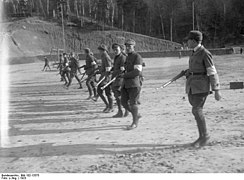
[0,54,244,173]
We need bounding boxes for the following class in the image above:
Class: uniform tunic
[186,45,220,95]
[112,53,126,87]
[99,51,113,85]
[85,54,97,75]
[123,51,143,88]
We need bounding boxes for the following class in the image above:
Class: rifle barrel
[95,76,106,87]
[101,77,116,90]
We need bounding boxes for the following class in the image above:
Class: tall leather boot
[105,96,114,113]
[127,105,139,130]
[124,109,129,117]
[113,98,123,117]
[199,118,210,146]
[93,87,97,97]
[191,107,202,147]
[98,93,109,112]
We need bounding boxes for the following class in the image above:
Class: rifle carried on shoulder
[159,70,187,89]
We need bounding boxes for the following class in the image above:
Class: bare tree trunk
[75,0,79,17]
[39,0,46,17]
[148,10,152,35]
[81,0,85,16]
[133,9,136,32]
[159,13,166,39]
[196,14,200,30]
[10,0,16,14]
[110,0,115,27]
[170,17,173,42]
[121,8,124,31]
[47,0,49,16]
[67,0,71,19]
[88,0,91,18]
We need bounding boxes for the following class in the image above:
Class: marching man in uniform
[84,48,98,100]
[97,44,114,113]
[185,30,222,147]
[121,39,143,130]
[111,43,129,118]
[66,52,83,89]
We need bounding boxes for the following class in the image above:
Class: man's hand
[214,90,222,101]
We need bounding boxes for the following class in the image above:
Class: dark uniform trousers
[121,87,141,109]
[111,53,126,112]
[85,54,97,96]
[188,90,209,137]
[112,84,123,111]
[86,74,96,97]
[97,82,113,109]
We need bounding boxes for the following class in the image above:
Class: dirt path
[0,55,244,173]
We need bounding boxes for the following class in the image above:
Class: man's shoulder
[118,53,126,60]
[132,51,142,57]
[200,46,212,56]
[127,51,142,59]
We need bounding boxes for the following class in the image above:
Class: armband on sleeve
[207,66,217,76]
[134,65,142,71]
[209,74,220,91]
[106,67,112,72]
[120,66,125,71]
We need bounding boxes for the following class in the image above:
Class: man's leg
[128,87,141,128]
[112,85,123,117]
[86,77,93,99]
[66,72,73,87]
[75,74,82,89]
[91,79,97,97]
[188,92,209,147]
[97,84,109,112]
[104,85,113,113]
[121,86,131,112]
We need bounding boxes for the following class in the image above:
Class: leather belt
[189,72,207,75]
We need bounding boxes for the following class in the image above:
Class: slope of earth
[0,54,243,173]
[5,17,181,61]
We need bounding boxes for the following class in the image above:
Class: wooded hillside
[3,0,244,47]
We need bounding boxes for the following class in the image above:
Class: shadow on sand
[0,142,192,158]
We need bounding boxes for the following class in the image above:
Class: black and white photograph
[0,0,244,176]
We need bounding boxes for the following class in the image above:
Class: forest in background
[3,0,244,47]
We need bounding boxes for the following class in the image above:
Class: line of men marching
[58,39,143,130]
[55,30,222,146]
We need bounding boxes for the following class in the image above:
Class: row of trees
[3,0,244,47]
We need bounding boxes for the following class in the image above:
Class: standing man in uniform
[185,30,222,147]
[97,44,113,113]
[66,52,83,89]
[84,48,98,100]
[42,56,51,71]
[111,43,128,117]
[121,39,143,130]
